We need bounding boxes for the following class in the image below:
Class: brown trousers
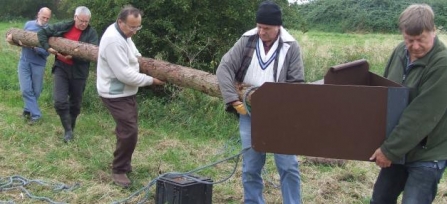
[101,95,138,174]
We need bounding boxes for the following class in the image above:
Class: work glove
[233,103,247,115]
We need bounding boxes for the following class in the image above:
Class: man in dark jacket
[369,4,447,204]
[38,6,98,142]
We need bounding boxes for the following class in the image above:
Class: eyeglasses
[76,15,90,24]
[123,21,142,31]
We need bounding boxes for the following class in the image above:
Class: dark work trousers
[101,95,138,174]
[52,63,86,118]
[371,162,446,204]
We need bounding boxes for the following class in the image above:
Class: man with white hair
[38,6,98,142]
[6,7,52,125]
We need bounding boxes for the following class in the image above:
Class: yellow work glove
[233,103,247,115]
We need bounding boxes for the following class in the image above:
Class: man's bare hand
[152,78,165,86]
[370,148,392,168]
[48,48,58,55]
[57,53,72,60]
[5,34,13,44]
[5,34,23,46]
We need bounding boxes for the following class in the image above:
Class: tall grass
[291,30,404,82]
[1,21,447,204]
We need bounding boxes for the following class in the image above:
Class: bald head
[37,7,51,26]
[39,7,51,14]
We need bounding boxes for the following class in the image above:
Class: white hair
[38,7,51,14]
[75,6,91,16]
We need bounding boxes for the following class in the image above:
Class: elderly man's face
[257,23,280,44]
[118,14,142,38]
[37,10,51,26]
[403,30,436,61]
[74,14,90,31]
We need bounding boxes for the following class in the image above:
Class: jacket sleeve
[103,41,153,87]
[34,47,50,58]
[37,22,61,51]
[87,27,99,46]
[216,37,246,105]
[285,41,305,83]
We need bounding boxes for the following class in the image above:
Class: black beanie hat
[256,1,282,26]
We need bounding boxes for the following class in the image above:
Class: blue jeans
[239,114,301,204]
[18,60,45,120]
[371,161,446,204]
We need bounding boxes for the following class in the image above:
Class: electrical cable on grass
[111,147,249,204]
[0,175,79,204]
[216,133,241,156]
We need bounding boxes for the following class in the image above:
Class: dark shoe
[22,111,31,120]
[112,173,131,188]
[28,118,41,126]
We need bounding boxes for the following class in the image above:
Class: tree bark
[5,28,228,98]
[6,28,98,61]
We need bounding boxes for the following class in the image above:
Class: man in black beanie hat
[217,1,303,203]
[256,0,283,26]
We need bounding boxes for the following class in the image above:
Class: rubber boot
[71,114,77,131]
[59,113,73,143]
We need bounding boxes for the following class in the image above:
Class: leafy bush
[57,0,307,72]
[296,0,447,33]
[0,0,67,20]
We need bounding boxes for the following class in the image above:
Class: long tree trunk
[6,28,231,98]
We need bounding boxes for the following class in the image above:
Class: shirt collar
[114,22,127,39]
[243,27,295,42]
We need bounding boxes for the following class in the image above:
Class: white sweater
[97,23,153,98]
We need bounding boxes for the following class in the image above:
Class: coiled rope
[242,86,259,116]
[0,175,79,204]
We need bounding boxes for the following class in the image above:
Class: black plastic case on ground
[155,174,213,204]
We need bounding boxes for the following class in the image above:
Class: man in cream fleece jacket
[97,5,164,188]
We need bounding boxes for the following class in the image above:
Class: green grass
[290,30,404,82]
[1,22,447,204]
